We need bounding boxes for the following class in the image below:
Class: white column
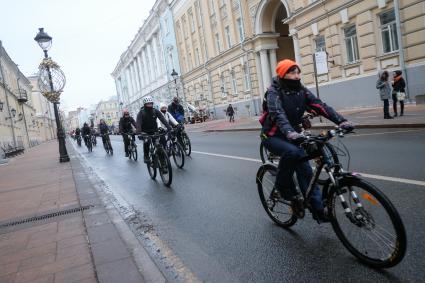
[137,53,145,89]
[292,35,302,68]
[143,48,151,84]
[148,42,156,80]
[269,49,278,76]
[255,52,264,95]
[260,49,271,91]
[153,35,163,75]
[125,68,133,97]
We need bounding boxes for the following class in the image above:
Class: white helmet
[142,96,154,105]
[159,103,167,110]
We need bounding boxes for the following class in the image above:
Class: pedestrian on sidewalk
[226,104,235,122]
[376,70,393,119]
[391,70,406,117]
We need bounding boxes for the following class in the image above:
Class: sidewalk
[0,141,159,283]
[185,104,425,132]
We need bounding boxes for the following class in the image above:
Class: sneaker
[291,195,305,219]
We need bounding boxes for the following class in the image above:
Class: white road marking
[192,150,425,187]
[348,129,425,137]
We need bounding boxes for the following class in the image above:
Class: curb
[68,144,166,283]
[202,123,425,132]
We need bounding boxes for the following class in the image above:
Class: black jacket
[263,77,345,137]
[119,116,137,134]
[82,126,91,136]
[99,123,109,134]
[226,106,234,115]
[75,128,81,135]
[136,107,170,133]
[392,77,406,92]
[168,103,184,120]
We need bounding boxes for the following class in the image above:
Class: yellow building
[0,41,39,151]
[94,98,120,130]
[172,0,425,115]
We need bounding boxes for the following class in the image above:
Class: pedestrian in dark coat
[391,70,406,117]
[226,104,235,122]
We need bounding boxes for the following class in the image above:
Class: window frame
[379,9,399,54]
[231,69,238,95]
[314,35,326,52]
[225,26,232,49]
[343,24,360,64]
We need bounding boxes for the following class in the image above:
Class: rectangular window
[209,0,215,15]
[380,9,399,53]
[236,18,244,42]
[195,48,200,66]
[344,25,359,63]
[231,70,238,95]
[188,52,193,70]
[215,33,221,54]
[225,26,232,48]
[182,16,188,39]
[220,3,227,19]
[221,75,227,97]
[243,64,251,90]
[314,35,326,52]
[194,1,202,27]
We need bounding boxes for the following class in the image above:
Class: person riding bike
[261,59,354,222]
[136,96,171,163]
[119,109,137,157]
[168,96,185,124]
[99,119,110,147]
[81,123,91,146]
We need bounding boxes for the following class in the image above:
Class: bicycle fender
[256,164,277,184]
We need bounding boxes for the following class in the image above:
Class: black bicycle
[91,134,97,147]
[76,135,82,147]
[140,132,172,187]
[125,133,137,161]
[176,125,191,156]
[256,128,406,268]
[166,130,185,169]
[84,135,92,152]
[102,134,113,155]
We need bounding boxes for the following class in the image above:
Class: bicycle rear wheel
[158,148,172,187]
[256,164,297,228]
[329,177,406,268]
[181,133,191,156]
[172,142,185,168]
[132,145,138,161]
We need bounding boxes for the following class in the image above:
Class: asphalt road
[72,128,425,282]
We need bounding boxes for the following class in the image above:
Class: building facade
[112,0,182,117]
[28,75,56,142]
[0,41,40,151]
[94,98,120,131]
[171,0,425,116]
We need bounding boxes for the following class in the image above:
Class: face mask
[161,110,166,114]
[280,78,302,90]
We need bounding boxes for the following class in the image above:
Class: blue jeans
[263,136,324,211]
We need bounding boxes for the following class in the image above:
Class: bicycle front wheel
[132,146,138,161]
[158,148,172,187]
[256,164,297,228]
[172,142,185,168]
[329,177,406,268]
[181,133,191,156]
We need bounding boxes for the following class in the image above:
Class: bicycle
[102,133,113,155]
[256,127,406,268]
[91,134,97,147]
[84,135,92,152]
[139,131,172,187]
[176,124,191,156]
[166,130,185,169]
[76,135,82,147]
[124,133,137,161]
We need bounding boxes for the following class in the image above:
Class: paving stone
[54,263,96,283]
[84,213,111,227]
[86,223,120,244]
[96,257,144,283]
[91,238,131,265]
[19,253,56,271]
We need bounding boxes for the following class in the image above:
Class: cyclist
[119,109,137,157]
[168,96,185,123]
[136,96,171,163]
[99,119,110,148]
[81,122,91,147]
[261,59,354,222]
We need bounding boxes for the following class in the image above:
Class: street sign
[314,51,328,75]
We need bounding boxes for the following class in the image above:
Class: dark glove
[286,131,306,144]
[339,121,354,133]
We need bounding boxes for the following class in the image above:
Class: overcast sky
[0,0,156,112]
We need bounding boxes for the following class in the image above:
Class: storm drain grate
[0,205,92,229]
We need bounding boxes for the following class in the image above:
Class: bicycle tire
[132,145,138,161]
[172,142,185,168]
[158,147,172,187]
[329,177,406,268]
[256,164,297,228]
[181,133,191,156]
[259,142,279,164]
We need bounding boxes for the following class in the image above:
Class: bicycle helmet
[143,96,154,105]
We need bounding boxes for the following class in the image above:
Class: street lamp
[171,69,179,99]
[34,27,70,163]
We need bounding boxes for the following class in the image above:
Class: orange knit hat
[275,59,300,78]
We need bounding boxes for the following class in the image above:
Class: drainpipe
[394,0,410,100]
[0,41,17,148]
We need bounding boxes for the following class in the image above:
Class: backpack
[259,90,278,137]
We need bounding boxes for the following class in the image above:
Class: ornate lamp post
[171,69,179,99]
[34,28,69,163]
